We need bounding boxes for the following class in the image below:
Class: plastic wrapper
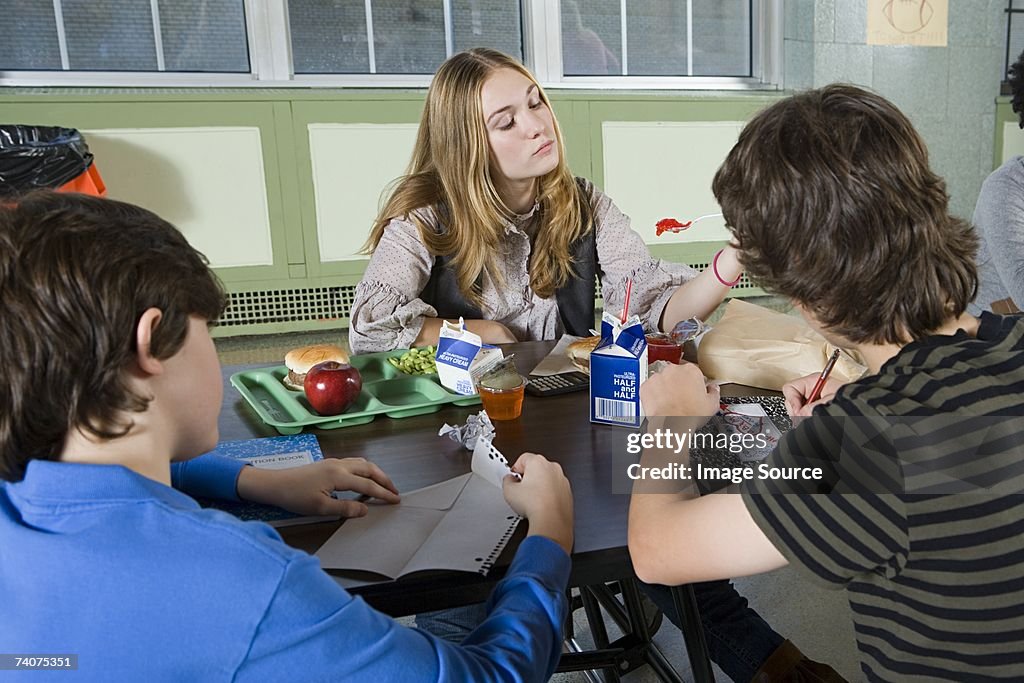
[477,355,523,390]
[669,317,707,345]
[0,125,94,197]
[438,411,496,451]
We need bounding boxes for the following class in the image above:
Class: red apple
[304,361,362,415]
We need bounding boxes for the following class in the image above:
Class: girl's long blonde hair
[362,48,592,307]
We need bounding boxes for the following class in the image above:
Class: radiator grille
[218,286,356,327]
[216,264,756,329]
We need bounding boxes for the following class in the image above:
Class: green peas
[386,346,437,375]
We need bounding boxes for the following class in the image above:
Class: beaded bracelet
[712,249,742,287]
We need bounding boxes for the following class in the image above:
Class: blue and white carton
[435,319,505,396]
[590,312,648,427]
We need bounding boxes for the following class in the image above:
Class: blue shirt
[170,452,246,501]
[1,460,571,682]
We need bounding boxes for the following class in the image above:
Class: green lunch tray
[230,349,481,435]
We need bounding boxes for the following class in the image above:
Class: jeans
[415,604,490,643]
[416,580,783,682]
[643,580,784,683]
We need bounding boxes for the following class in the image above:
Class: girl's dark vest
[419,192,599,337]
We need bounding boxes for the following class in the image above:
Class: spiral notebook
[314,440,522,578]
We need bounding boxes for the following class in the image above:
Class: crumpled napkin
[438,411,496,451]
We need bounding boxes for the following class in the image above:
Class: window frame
[525,0,782,91]
[0,0,782,90]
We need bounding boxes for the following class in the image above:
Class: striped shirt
[742,312,1024,682]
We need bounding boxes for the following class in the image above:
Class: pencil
[807,349,842,404]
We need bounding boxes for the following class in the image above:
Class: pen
[807,349,842,404]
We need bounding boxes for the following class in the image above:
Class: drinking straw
[621,278,633,324]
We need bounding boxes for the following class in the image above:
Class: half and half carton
[590,312,647,428]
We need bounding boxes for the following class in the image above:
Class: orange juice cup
[479,377,525,420]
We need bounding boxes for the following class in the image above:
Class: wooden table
[219,340,715,682]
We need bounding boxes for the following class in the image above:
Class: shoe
[752,640,848,682]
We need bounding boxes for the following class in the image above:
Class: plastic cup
[646,334,683,364]
[478,375,525,420]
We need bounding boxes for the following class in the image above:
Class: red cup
[646,334,683,364]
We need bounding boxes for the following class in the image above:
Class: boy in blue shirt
[0,191,574,682]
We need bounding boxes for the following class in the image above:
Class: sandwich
[283,344,349,390]
[566,335,600,373]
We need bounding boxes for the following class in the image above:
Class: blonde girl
[350,48,742,353]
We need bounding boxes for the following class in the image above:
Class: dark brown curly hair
[1009,48,1024,127]
[712,84,977,345]
[0,192,226,481]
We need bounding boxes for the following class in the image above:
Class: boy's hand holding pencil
[782,349,845,418]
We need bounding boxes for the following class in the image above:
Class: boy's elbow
[628,524,669,585]
[631,556,663,586]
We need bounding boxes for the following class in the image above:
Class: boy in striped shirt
[630,84,1024,681]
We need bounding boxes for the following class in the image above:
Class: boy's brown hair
[0,192,226,481]
[712,84,977,345]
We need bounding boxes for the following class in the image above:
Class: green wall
[0,88,782,335]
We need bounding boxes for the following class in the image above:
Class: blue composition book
[201,433,341,528]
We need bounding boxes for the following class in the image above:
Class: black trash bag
[0,125,94,197]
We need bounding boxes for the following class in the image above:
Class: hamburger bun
[566,335,600,373]
[283,344,350,390]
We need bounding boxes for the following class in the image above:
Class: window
[288,1,373,74]
[0,0,249,74]
[1,2,63,71]
[560,0,750,77]
[288,0,522,75]
[0,0,778,89]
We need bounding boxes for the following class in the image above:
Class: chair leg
[620,579,653,641]
[581,586,612,649]
[560,586,621,682]
[670,584,715,683]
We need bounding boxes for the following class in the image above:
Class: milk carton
[590,312,648,427]
[435,319,505,396]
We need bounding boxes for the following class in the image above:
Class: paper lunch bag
[697,299,867,391]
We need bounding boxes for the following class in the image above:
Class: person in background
[633,84,1024,681]
[348,47,743,354]
[350,47,840,683]
[969,47,1024,315]
[0,191,575,682]
[561,0,621,76]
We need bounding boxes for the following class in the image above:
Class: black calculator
[526,371,590,397]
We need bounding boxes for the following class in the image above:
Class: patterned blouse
[349,179,696,354]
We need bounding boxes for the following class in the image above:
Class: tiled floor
[215,295,862,682]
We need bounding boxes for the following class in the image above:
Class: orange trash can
[57,163,106,197]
